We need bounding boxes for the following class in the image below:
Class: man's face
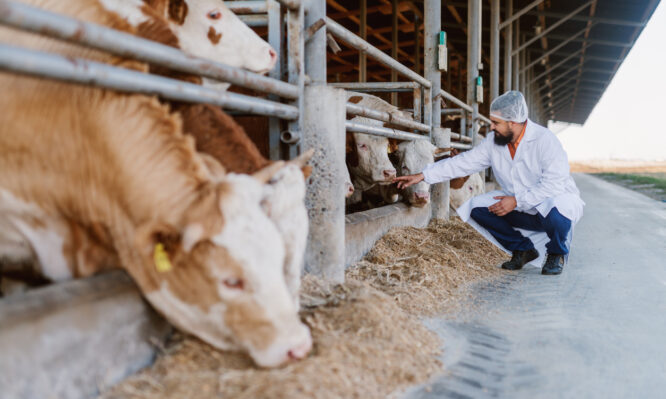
[490,117,514,146]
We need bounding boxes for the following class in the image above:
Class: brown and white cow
[345,93,400,207]
[0,0,310,367]
[100,0,277,83]
[394,143,484,210]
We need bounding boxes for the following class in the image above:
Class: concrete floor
[402,173,666,399]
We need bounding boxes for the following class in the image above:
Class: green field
[593,173,666,202]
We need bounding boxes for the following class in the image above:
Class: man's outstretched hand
[489,195,517,216]
[393,173,425,189]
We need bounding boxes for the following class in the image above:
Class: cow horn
[252,161,285,184]
[289,148,315,168]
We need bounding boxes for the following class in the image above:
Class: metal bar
[450,132,472,143]
[529,43,591,85]
[238,14,268,26]
[424,0,440,131]
[533,34,632,48]
[467,0,481,146]
[330,82,420,90]
[391,0,398,105]
[0,44,298,119]
[442,108,464,114]
[512,17,520,90]
[512,1,594,56]
[477,114,492,125]
[451,142,473,150]
[437,90,473,113]
[503,0,513,92]
[304,0,326,82]
[345,121,429,141]
[0,1,298,99]
[346,103,431,133]
[225,1,268,14]
[267,0,282,161]
[282,2,305,147]
[520,25,591,73]
[275,0,300,11]
[359,0,367,82]
[490,0,500,101]
[326,18,432,88]
[499,0,545,30]
[413,87,422,125]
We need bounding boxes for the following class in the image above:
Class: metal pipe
[0,44,299,119]
[499,0,545,30]
[330,82,420,90]
[504,0,513,92]
[238,14,268,27]
[267,0,283,160]
[450,133,472,143]
[326,18,431,88]
[346,103,431,133]
[467,0,481,147]
[304,0,326,82]
[436,90,473,113]
[511,1,594,56]
[451,142,473,150]
[282,2,305,146]
[424,0,441,130]
[359,0,367,82]
[345,121,429,141]
[391,0,398,105]
[512,16,520,90]
[225,1,268,14]
[490,0,500,102]
[0,1,298,99]
[520,25,591,73]
[477,114,492,125]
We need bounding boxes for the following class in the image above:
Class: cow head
[134,170,311,368]
[105,0,277,75]
[346,132,397,189]
[395,140,449,207]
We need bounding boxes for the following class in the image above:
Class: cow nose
[415,191,430,200]
[383,169,396,180]
[287,339,312,361]
[346,182,355,197]
[268,48,278,66]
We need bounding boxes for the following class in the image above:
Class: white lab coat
[422,119,585,267]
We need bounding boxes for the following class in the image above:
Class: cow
[393,142,485,211]
[99,0,277,84]
[345,93,400,208]
[0,0,310,367]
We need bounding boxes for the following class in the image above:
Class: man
[394,91,584,275]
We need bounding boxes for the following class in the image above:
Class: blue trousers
[470,206,572,255]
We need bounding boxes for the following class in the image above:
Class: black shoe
[541,253,565,275]
[501,249,539,270]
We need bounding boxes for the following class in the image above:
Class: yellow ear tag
[153,243,172,273]
[387,144,393,154]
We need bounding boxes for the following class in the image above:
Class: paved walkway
[402,173,666,399]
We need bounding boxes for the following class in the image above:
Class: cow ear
[135,221,181,260]
[168,0,188,25]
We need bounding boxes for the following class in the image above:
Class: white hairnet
[490,90,528,122]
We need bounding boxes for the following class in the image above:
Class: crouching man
[394,91,584,275]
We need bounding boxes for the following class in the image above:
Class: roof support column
[512,16,520,90]
[504,0,513,92]
[391,0,398,105]
[490,0,500,102]
[359,0,367,82]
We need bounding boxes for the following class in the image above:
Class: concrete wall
[345,203,432,266]
[0,271,171,399]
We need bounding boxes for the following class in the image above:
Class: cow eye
[208,10,222,20]
[222,278,244,290]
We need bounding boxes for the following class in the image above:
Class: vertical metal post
[490,0,500,102]
[414,14,421,76]
[512,17,520,91]
[359,0,367,82]
[519,35,527,94]
[391,0,398,105]
[425,0,448,219]
[413,87,422,124]
[283,2,304,159]
[267,0,283,161]
[302,85,347,283]
[467,0,481,146]
[304,0,326,82]
[504,0,513,92]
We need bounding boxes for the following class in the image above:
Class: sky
[548,0,666,161]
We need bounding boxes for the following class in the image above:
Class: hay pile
[101,217,508,399]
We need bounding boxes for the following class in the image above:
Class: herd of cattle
[0,0,485,368]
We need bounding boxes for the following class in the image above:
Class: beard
[493,129,513,146]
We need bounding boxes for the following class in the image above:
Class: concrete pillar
[504,0,513,93]
[490,0,500,102]
[304,0,326,82]
[302,85,346,283]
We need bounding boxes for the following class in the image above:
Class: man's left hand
[489,196,517,216]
